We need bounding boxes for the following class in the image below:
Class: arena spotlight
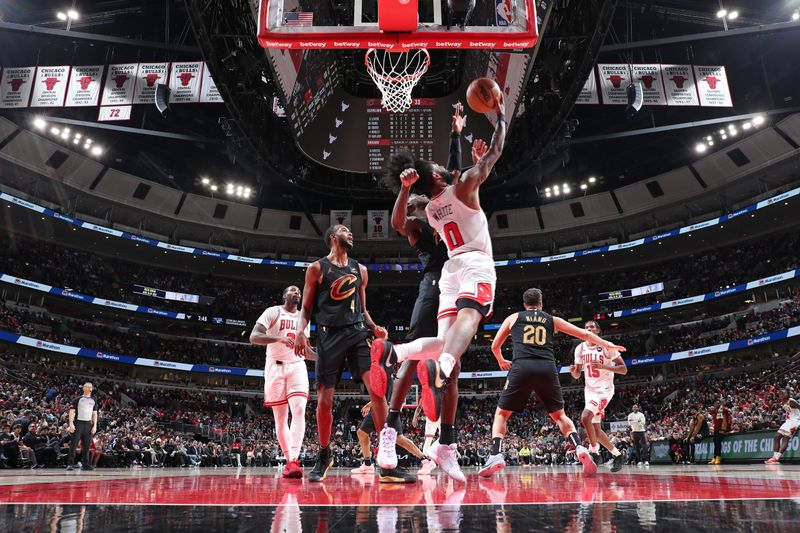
[67,9,79,19]
[544,187,551,193]
[727,10,738,20]
[553,189,560,196]
[91,146,103,156]
[752,115,765,126]
[706,136,712,142]
[33,117,47,129]
[588,176,596,183]
[563,187,571,194]
[57,12,68,20]
[742,122,752,130]
[695,143,707,153]
[721,134,728,140]
[580,184,587,190]
[716,9,727,18]
[708,140,714,146]
[210,185,218,192]
[243,187,252,198]
[793,12,799,21]
[545,191,551,198]
[73,138,80,144]
[729,129,738,136]
[50,127,60,135]
[201,178,210,185]
[60,130,69,139]
[727,124,736,131]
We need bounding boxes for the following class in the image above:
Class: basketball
[466,77,502,113]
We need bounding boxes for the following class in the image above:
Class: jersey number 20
[522,325,547,346]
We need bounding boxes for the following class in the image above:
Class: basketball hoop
[365,48,431,113]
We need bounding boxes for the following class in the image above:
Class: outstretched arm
[455,94,506,204]
[553,317,626,352]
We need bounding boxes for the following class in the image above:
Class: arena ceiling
[1,1,799,213]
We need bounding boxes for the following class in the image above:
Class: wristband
[450,131,460,138]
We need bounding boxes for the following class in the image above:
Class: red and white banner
[200,66,223,103]
[597,64,631,105]
[98,105,132,122]
[65,65,104,107]
[133,63,169,104]
[0,67,35,108]
[694,65,733,107]
[169,62,203,103]
[575,70,599,105]
[330,210,352,230]
[661,65,699,106]
[367,210,389,240]
[30,66,70,107]
[630,64,666,106]
[101,63,138,106]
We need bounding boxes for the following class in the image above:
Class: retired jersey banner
[330,210,352,229]
[0,67,35,108]
[30,66,70,107]
[694,65,733,107]
[98,105,132,122]
[575,70,599,105]
[661,65,699,106]
[200,66,223,103]
[65,65,104,107]
[597,64,631,105]
[169,62,203,103]
[367,210,389,240]
[133,63,169,104]
[101,63,138,106]
[630,64,666,106]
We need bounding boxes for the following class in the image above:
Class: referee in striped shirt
[67,382,98,471]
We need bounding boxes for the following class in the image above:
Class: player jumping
[765,390,800,464]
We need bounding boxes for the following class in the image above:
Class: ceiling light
[60,131,69,139]
[727,10,738,20]
[67,10,79,19]
[721,134,728,140]
[91,146,102,156]
[563,188,571,194]
[83,143,90,149]
[728,124,736,131]
[201,178,210,185]
[243,187,251,196]
[793,12,799,21]
[562,183,568,189]
[85,138,92,144]
[695,143,707,153]
[57,12,67,20]
[742,122,752,130]
[708,140,714,146]
[588,176,596,183]
[545,192,551,198]
[580,184,587,190]
[716,9,727,18]
[718,129,725,135]
[752,115,765,126]
[73,138,80,144]
[33,117,47,129]
[544,187,550,193]
[706,136,712,142]
[729,129,738,136]
[210,185,218,191]
[75,133,81,139]
[553,189,560,196]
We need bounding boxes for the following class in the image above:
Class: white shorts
[778,418,800,437]
[263,359,309,407]
[437,251,496,321]
[584,387,614,424]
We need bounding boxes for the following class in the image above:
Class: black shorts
[315,323,371,388]
[498,359,564,414]
[359,411,404,435]
[405,272,440,341]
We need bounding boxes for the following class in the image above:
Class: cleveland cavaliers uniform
[425,186,496,320]
[314,256,371,387]
[778,400,800,437]
[498,309,565,414]
[257,305,310,407]
[407,219,448,340]
[574,342,620,423]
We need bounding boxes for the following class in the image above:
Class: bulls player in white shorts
[250,285,315,479]
[765,390,800,464]
[371,96,507,482]
[570,320,627,472]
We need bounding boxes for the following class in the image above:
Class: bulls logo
[704,76,720,89]
[112,74,129,88]
[330,274,357,301]
[9,79,25,91]
[178,72,195,86]
[336,216,346,224]
[76,76,94,90]
[43,77,60,90]
[144,73,161,87]
[639,75,656,89]
[670,75,687,88]
[607,75,625,88]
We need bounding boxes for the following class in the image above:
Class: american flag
[283,11,313,27]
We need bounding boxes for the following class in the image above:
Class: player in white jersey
[765,390,800,464]
[570,321,627,472]
[372,96,507,482]
[250,285,315,479]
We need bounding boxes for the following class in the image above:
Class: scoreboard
[367,98,436,172]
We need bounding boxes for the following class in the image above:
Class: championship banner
[30,66,70,107]
[101,63,138,106]
[367,210,389,240]
[694,65,733,107]
[0,67,35,108]
[661,64,699,106]
[65,65,104,107]
[597,64,631,105]
[575,70,599,105]
[200,66,224,103]
[169,62,203,103]
[133,63,169,104]
[330,210,352,229]
[630,64,666,105]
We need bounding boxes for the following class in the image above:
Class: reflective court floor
[1,465,799,531]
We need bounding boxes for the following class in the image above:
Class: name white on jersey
[256,306,308,363]
[425,186,492,258]
[574,342,617,390]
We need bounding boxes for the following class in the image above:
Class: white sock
[774,452,782,459]
[394,338,443,362]
[287,396,307,461]
[610,448,621,457]
[590,444,599,454]
[439,352,456,378]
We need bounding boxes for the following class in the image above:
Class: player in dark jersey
[294,224,394,482]
[478,288,625,477]
[686,407,708,464]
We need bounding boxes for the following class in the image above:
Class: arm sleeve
[446,132,461,171]
[256,306,280,330]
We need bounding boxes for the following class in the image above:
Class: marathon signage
[651,431,800,463]
[0,67,35,108]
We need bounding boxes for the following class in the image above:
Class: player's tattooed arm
[294,261,321,356]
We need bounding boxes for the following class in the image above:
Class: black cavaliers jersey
[413,220,448,274]
[314,256,364,327]
[510,309,556,365]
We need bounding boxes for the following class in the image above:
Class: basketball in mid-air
[466,77,502,113]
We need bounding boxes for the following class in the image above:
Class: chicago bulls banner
[133,63,169,104]
[65,65,104,107]
[661,65,699,106]
[367,210,389,240]
[330,210,352,230]
[630,64,666,105]
[575,70,599,105]
[597,64,631,105]
[169,62,203,103]
[0,67,35,109]
[30,66,70,107]
[101,63,138,106]
[200,67,223,103]
[694,66,733,107]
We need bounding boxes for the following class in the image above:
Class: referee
[67,382,98,471]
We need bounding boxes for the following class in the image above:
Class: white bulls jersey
[256,305,308,363]
[573,342,618,391]
[426,185,492,258]
[785,401,800,421]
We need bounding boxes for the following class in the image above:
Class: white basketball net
[365,48,431,113]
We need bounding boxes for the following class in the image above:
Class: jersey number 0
[442,222,464,251]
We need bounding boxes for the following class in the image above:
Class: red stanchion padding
[378,0,419,32]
